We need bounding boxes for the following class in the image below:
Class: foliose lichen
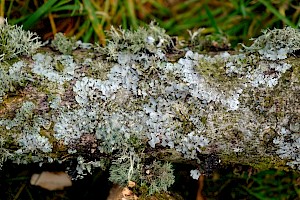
[0,21,299,195]
[74,156,108,179]
[190,169,201,180]
[0,101,52,154]
[31,53,78,84]
[0,61,31,103]
[273,126,300,170]
[53,107,98,145]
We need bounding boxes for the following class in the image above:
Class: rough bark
[0,24,299,192]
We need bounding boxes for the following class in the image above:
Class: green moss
[194,54,243,95]
[188,29,231,52]
[53,60,65,72]
[86,59,114,81]
[220,153,287,171]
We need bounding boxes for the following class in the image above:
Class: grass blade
[0,0,4,17]
[204,4,221,33]
[6,0,15,19]
[50,5,81,12]
[258,0,295,27]
[83,0,105,44]
[125,0,138,29]
[22,0,59,30]
[83,26,94,43]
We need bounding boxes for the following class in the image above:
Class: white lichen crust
[0,23,299,193]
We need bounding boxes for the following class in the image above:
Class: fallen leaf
[107,184,138,200]
[122,187,132,196]
[128,181,136,188]
[107,184,123,200]
[30,171,72,191]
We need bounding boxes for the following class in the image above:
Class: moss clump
[194,53,242,92]
[188,28,231,52]
[85,59,115,81]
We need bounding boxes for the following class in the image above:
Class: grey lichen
[0,19,42,62]
[109,153,141,186]
[48,94,61,109]
[109,153,175,195]
[53,107,98,145]
[143,161,175,195]
[273,125,300,170]
[95,21,172,60]
[0,61,31,103]
[74,156,108,179]
[0,135,13,169]
[0,101,52,154]
[50,32,93,55]
[31,53,78,84]
[0,21,299,195]
[242,26,300,60]
[51,32,78,55]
